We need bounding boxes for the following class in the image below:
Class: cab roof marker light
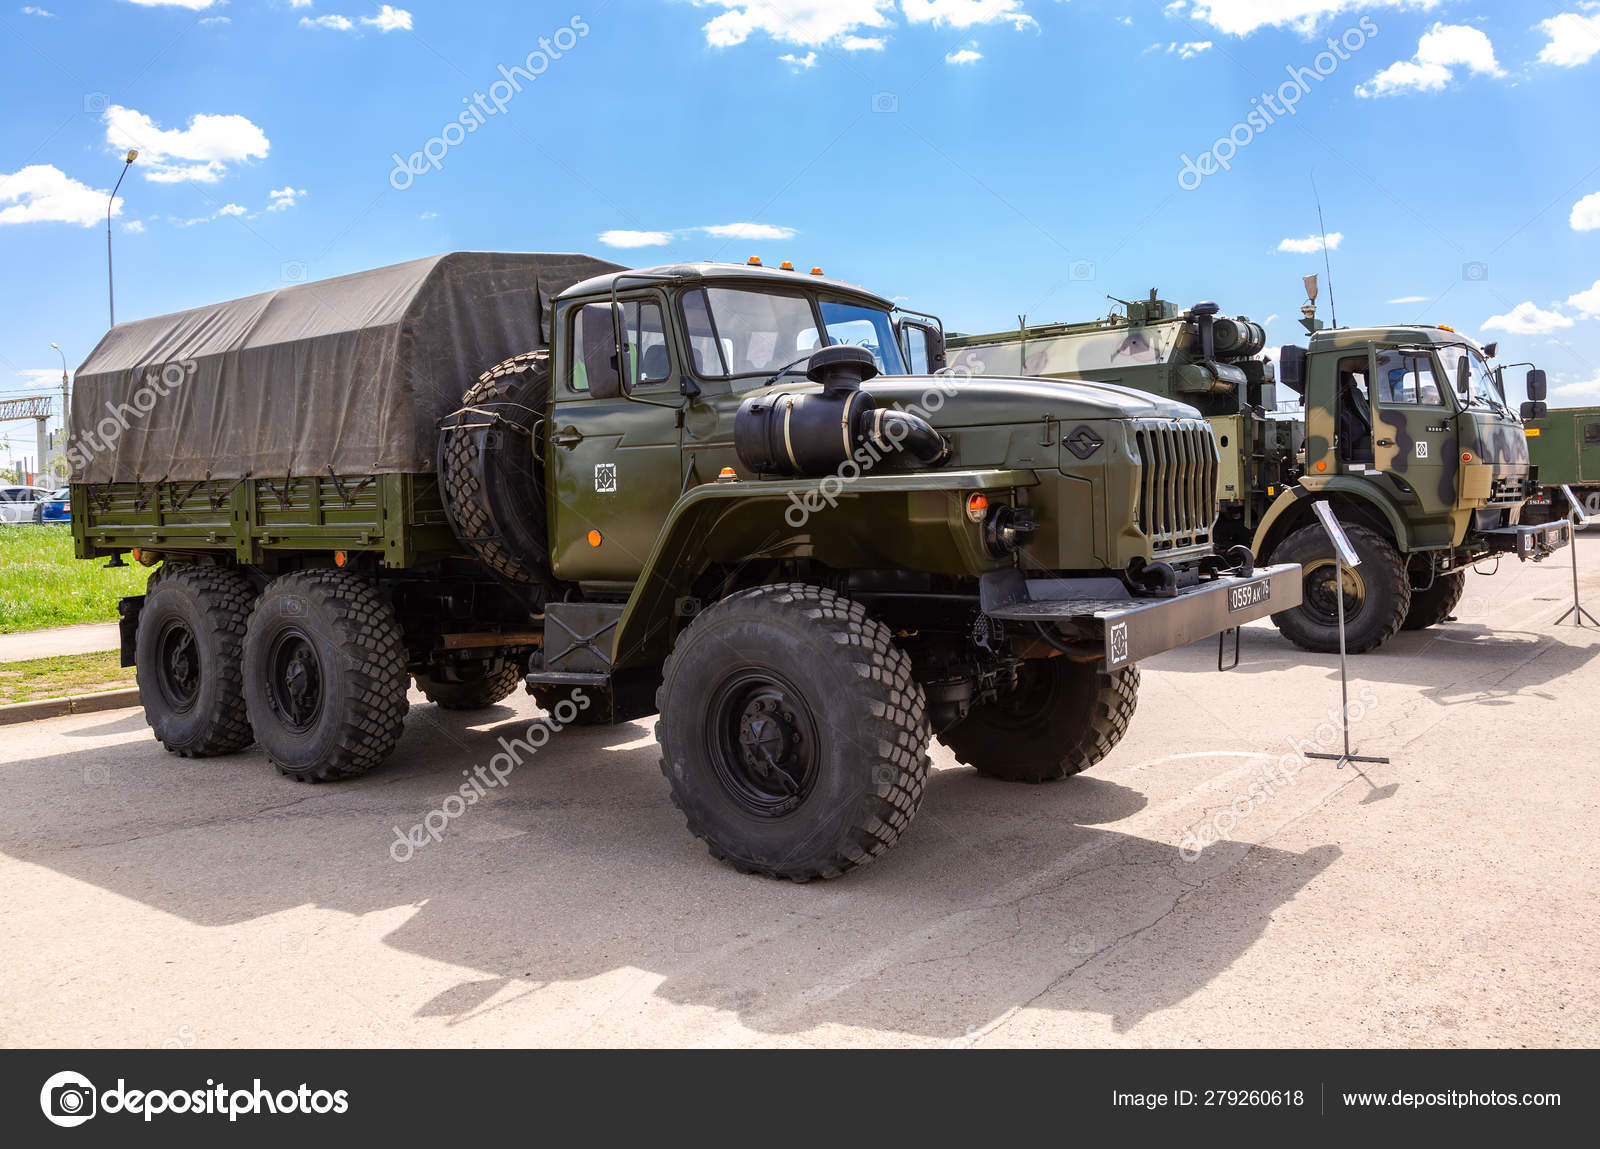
[748,256,762,266]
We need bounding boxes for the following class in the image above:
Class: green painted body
[74,263,1228,674]
[948,300,1540,569]
[1524,406,1600,485]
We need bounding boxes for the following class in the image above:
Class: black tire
[1402,570,1466,631]
[135,565,256,757]
[1269,522,1411,653]
[438,351,555,593]
[655,583,930,881]
[940,659,1140,783]
[531,685,612,725]
[414,660,521,710]
[243,569,410,782]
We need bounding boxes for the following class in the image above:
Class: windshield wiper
[761,355,813,387]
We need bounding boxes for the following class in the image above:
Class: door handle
[551,427,585,450]
[1376,439,1394,447]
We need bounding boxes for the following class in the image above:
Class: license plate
[1227,579,1271,612]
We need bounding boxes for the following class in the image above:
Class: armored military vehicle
[947,283,1569,654]
[70,252,1294,880]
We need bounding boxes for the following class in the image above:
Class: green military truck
[1522,405,1600,526]
[946,288,1570,654]
[70,251,1296,881]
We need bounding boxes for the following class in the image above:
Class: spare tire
[439,351,557,597]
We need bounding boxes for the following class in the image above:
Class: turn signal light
[587,529,603,547]
[717,466,738,483]
[1316,461,1327,472]
[966,493,990,523]
[1462,451,1473,462]
[335,550,349,567]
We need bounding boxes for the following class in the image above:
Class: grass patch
[0,650,135,705]
[0,524,148,633]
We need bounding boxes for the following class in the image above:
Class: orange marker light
[810,267,823,275]
[1437,324,1455,333]
[1316,461,1327,472]
[779,261,794,271]
[335,550,349,567]
[748,256,762,266]
[587,529,603,547]
[966,493,989,523]
[718,466,737,479]
[1462,451,1473,462]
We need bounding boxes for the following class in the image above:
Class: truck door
[547,295,684,584]
[1370,346,1455,533]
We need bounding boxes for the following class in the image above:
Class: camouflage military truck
[70,252,1295,881]
[1521,405,1600,527]
[947,287,1570,654]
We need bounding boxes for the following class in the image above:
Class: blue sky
[3,0,1600,466]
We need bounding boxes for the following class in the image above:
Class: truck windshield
[682,287,905,386]
[1437,345,1509,415]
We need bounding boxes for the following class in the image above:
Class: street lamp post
[107,149,138,328]
[50,341,69,465]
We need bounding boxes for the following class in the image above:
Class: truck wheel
[940,659,1139,783]
[414,660,521,710]
[243,570,410,782]
[1269,522,1411,654]
[439,351,555,594]
[135,565,256,757]
[655,583,930,881]
[1402,571,1466,631]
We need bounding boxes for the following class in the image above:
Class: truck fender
[1252,479,1412,561]
[610,468,1039,669]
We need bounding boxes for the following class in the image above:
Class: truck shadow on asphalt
[4,704,1340,1042]
[1152,621,1598,708]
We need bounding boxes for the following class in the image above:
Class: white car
[0,485,53,523]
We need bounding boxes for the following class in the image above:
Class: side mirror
[1526,368,1547,402]
[1521,401,1548,421]
[1456,353,1471,394]
[926,326,947,374]
[578,302,623,400]
[1278,345,1308,394]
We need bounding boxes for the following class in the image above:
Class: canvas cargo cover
[70,251,623,483]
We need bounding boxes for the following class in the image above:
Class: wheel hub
[708,673,819,817]
[156,621,200,712]
[1303,559,1366,625]
[268,632,323,733]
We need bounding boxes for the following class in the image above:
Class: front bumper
[1482,520,1572,561]
[979,564,1302,668]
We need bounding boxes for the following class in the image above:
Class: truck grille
[1132,420,1218,553]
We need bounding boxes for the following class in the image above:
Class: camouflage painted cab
[948,289,1570,654]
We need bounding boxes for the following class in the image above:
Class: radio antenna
[1312,173,1338,328]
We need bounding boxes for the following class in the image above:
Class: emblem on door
[1415,441,1429,459]
[595,463,617,493]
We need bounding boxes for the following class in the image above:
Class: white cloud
[103,104,270,183]
[1187,0,1438,37]
[1572,190,1600,231]
[901,1,1035,32]
[122,0,219,8]
[694,1,1033,48]
[267,186,305,211]
[1567,279,1600,319]
[1549,373,1600,403]
[0,165,119,228]
[1537,11,1600,67]
[599,229,673,247]
[946,43,982,63]
[1277,231,1343,253]
[1388,295,1429,303]
[362,5,412,32]
[217,203,248,216]
[1167,40,1213,58]
[419,210,438,220]
[779,50,818,68]
[301,14,354,31]
[198,14,229,22]
[1482,302,1574,335]
[20,6,55,16]
[1356,23,1503,97]
[703,222,796,240]
[123,219,146,233]
[697,1,896,48]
